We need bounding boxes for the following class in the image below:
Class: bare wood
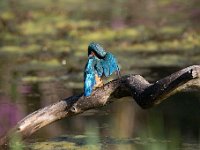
[1,65,200,147]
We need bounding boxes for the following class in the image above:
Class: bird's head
[88,42,107,58]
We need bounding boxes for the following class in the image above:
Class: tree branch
[1,65,200,147]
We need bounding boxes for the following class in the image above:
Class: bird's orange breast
[94,74,103,89]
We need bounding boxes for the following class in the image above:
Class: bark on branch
[1,65,200,147]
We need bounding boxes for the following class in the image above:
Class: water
[0,0,200,149]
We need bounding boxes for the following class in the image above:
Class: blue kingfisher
[84,42,120,96]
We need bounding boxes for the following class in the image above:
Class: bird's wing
[84,57,96,96]
[101,52,120,77]
[94,58,103,77]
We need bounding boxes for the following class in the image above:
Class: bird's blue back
[84,53,120,96]
[100,52,119,77]
[84,56,96,96]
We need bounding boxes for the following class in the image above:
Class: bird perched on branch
[84,42,120,96]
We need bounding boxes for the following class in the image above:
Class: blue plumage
[95,58,103,77]
[88,42,106,58]
[84,56,96,96]
[100,52,119,77]
[84,42,120,96]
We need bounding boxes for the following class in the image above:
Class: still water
[0,0,200,149]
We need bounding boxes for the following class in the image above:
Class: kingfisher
[84,42,120,96]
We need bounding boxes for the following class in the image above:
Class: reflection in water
[0,95,23,137]
[25,68,200,150]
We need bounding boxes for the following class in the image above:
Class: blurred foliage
[0,0,199,83]
[29,134,199,150]
[9,133,24,150]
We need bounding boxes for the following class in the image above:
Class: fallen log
[1,65,200,147]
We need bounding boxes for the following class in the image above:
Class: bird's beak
[89,53,94,58]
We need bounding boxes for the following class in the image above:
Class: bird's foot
[116,70,121,79]
[94,75,104,89]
